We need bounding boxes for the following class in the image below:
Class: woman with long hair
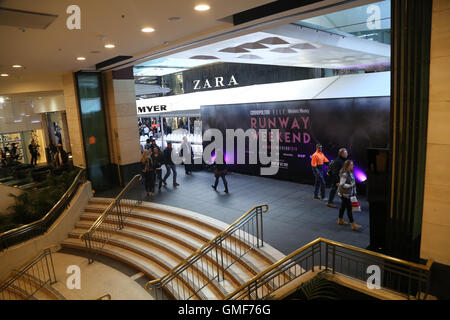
[337,160,361,230]
[141,149,155,197]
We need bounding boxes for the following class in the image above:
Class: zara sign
[193,75,239,90]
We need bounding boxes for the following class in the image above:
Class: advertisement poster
[201,97,390,184]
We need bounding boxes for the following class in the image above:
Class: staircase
[61,198,286,300]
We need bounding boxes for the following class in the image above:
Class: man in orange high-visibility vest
[311,144,330,200]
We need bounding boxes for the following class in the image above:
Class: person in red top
[311,144,330,200]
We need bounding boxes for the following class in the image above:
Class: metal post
[160,116,165,149]
[325,243,329,271]
[220,241,225,282]
[260,208,264,247]
[332,245,336,274]
[311,245,315,272]
[319,242,322,270]
[256,211,260,248]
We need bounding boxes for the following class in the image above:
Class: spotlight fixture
[77,57,86,61]
[194,4,210,11]
[12,65,22,68]
[104,44,116,48]
[0,74,8,77]
[141,27,155,33]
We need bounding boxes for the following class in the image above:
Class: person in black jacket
[141,150,155,197]
[152,147,165,193]
[28,140,38,166]
[162,142,179,187]
[54,144,68,170]
[327,148,348,208]
[211,151,229,193]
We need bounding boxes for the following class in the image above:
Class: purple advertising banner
[201,97,390,184]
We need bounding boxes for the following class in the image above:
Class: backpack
[327,160,335,176]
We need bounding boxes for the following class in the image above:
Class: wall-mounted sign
[193,75,239,90]
[136,102,172,115]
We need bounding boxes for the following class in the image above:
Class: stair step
[61,237,220,300]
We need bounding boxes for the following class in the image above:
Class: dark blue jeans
[163,164,177,184]
[328,180,338,204]
[312,167,326,198]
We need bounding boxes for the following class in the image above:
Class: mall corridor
[96,167,370,255]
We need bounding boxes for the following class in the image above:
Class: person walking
[162,142,179,187]
[152,147,164,193]
[311,144,329,200]
[54,144,68,170]
[144,139,152,151]
[212,152,229,193]
[326,148,348,208]
[28,140,39,166]
[180,136,193,175]
[141,150,155,197]
[337,160,361,230]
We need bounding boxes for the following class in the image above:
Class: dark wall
[201,97,390,185]
[183,62,327,93]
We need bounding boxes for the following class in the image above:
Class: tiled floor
[96,166,370,256]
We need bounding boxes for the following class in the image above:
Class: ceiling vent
[0,7,58,29]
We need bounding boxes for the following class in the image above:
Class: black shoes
[314,195,321,200]
[173,182,180,187]
[211,185,217,190]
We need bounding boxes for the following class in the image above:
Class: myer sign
[136,102,172,115]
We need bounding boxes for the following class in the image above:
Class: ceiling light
[77,57,86,61]
[104,44,115,49]
[141,27,155,33]
[12,65,22,68]
[0,97,4,103]
[1,74,8,77]
[194,4,210,11]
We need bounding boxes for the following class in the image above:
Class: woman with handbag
[337,160,361,230]
[211,152,229,193]
[141,150,155,197]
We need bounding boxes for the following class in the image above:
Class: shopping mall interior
[0,0,449,304]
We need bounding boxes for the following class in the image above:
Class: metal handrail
[145,204,269,299]
[0,246,57,300]
[80,174,143,264]
[225,238,433,300]
[95,293,111,300]
[0,167,86,251]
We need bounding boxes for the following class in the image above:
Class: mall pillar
[103,67,141,186]
[62,73,86,168]
[387,0,432,262]
[420,0,450,299]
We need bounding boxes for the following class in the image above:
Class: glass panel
[296,0,391,45]
[76,72,113,191]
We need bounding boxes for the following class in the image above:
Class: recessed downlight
[194,4,210,11]
[104,44,115,49]
[0,74,8,77]
[141,27,155,33]
[77,57,86,61]
[12,65,22,68]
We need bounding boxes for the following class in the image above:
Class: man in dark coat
[327,148,348,208]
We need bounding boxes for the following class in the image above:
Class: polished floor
[96,166,370,256]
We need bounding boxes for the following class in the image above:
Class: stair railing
[0,246,57,300]
[80,174,143,264]
[145,204,269,300]
[0,167,86,251]
[225,238,433,300]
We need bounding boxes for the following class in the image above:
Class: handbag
[350,196,361,212]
